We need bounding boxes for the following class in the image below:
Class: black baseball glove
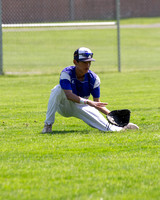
[106,109,131,127]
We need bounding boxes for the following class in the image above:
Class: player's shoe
[124,123,139,130]
[42,124,52,133]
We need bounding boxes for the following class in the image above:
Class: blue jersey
[60,66,100,99]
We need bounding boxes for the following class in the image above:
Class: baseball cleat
[42,124,52,133]
[124,123,139,130]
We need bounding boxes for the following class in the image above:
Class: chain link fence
[0,0,160,74]
[1,0,119,74]
[120,0,160,72]
[2,0,160,24]
[2,0,116,24]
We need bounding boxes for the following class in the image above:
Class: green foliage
[0,70,160,200]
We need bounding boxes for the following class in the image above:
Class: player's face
[76,61,91,75]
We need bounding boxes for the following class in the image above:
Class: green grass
[0,70,160,200]
[1,17,160,199]
[2,17,160,74]
[120,17,160,25]
[3,29,118,73]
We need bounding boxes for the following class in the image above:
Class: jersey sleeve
[93,75,100,89]
[60,72,72,90]
[91,75,101,98]
[91,86,100,98]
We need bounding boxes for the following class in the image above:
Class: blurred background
[0,0,160,74]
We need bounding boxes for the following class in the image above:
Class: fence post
[0,0,3,75]
[116,0,121,72]
[70,0,75,21]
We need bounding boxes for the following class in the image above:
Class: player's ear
[73,59,78,65]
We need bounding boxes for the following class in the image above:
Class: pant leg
[45,84,77,124]
[45,85,66,125]
[71,103,123,132]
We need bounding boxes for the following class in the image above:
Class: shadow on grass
[39,129,90,135]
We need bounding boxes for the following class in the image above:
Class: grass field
[2,17,160,74]
[0,71,160,200]
[0,18,160,199]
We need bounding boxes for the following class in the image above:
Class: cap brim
[80,58,95,62]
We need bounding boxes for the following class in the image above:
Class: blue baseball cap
[74,47,95,62]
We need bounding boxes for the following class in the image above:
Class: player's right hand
[87,100,108,108]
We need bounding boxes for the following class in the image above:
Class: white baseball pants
[44,85,123,132]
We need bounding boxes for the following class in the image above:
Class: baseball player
[42,47,139,133]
